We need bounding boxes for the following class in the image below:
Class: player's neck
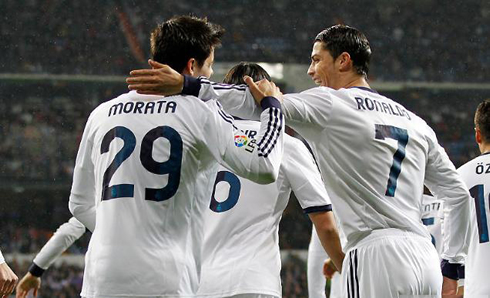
[480,142,490,155]
[342,75,370,89]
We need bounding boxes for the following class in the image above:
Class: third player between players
[197,63,343,298]
[127,24,472,296]
[455,99,490,296]
[69,16,284,298]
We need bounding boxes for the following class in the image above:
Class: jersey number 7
[375,124,409,197]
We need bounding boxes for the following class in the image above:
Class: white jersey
[33,217,86,269]
[187,78,471,263]
[197,119,331,297]
[457,152,490,296]
[69,91,284,298]
[421,194,443,257]
[0,249,4,264]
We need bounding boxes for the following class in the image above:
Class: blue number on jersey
[100,126,182,202]
[101,126,136,200]
[375,124,409,197]
[141,126,183,202]
[469,184,489,243]
[422,217,437,247]
[210,171,241,213]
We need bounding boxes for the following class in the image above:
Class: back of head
[223,62,271,84]
[151,15,225,74]
[315,24,371,77]
[475,99,490,143]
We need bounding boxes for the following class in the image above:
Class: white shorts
[341,229,442,298]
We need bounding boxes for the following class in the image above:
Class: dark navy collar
[349,86,378,94]
[482,151,490,156]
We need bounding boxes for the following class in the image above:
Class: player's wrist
[441,259,461,280]
[28,262,45,277]
[182,75,201,97]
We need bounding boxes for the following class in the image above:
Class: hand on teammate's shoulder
[126,60,184,96]
[244,76,283,106]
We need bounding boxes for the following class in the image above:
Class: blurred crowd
[2,0,489,82]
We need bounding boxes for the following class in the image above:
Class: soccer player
[307,227,342,298]
[127,24,471,297]
[0,250,17,298]
[197,62,343,298]
[449,99,490,296]
[69,16,284,298]
[15,217,86,298]
[421,193,444,256]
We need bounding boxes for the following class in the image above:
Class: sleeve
[423,126,471,266]
[183,76,333,130]
[0,249,4,265]
[283,138,332,213]
[69,114,97,232]
[29,217,86,276]
[202,97,284,184]
[184,76,262,120]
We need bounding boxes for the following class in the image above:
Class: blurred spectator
[1,0,489,82]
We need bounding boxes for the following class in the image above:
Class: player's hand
[323,258,338,279]
[0,262,18,298]
[15,272,40,298]
[127,60,184,96]
[244,76,283,106]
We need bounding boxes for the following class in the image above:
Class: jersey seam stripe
[258,108,281,157]
[258,108,280,152]
[257,108,275,151]
[354,249,360,298]
[216,103,238,130]
[216,101,235,123]
[263,111,283,156]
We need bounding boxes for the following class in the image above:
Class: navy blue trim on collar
[303,204,333,214]
[482,151,490,156]
[349,86,378,94]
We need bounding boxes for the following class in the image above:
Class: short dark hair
[315,24,371,77]
[151,15,225,73]
[475,99,490,143]
[223,62,271,84]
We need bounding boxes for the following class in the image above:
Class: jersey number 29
[100,126,183,202]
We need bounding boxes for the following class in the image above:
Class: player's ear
[337,52,352,72]
[476,127,482,144]
[183,58,196,76]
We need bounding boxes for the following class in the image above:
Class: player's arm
[69,114,97,232]
[423,127,471,286]
[16,217,86,298]
[0,250,17,298]
[127,61,333,128]
[284,138,344,271]
[203,81,284,184]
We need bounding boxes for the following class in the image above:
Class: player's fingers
[126,76,157,84]
[244,76,264,101]
[33,287,38,297]
[128,83,161,91]
[129,69,158,76]
[148,59,166,69]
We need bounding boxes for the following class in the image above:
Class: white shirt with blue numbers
[69,90,284,298]
[184,77,471,264]
[197,119,331,298]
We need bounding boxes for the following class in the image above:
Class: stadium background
[1,0,489,297]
